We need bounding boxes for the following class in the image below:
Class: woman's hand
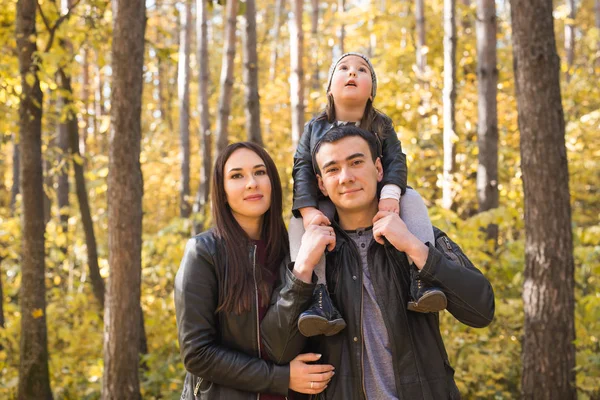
[289,353,335,395]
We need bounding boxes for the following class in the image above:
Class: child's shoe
[407,267,447,313]
[298,284,346,337]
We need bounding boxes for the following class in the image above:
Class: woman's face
[223,148,272,226]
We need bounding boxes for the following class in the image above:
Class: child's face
[328,55,373,107]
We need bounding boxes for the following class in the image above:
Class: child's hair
[318,96,393,148]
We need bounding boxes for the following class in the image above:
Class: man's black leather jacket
[175,230,316,400]
[292,117,408,216]
[262,226,495,400]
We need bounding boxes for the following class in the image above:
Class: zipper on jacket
[194,377,202,397]
[251,244,261,400]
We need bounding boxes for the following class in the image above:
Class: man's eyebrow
[321,153,365,170]
[227,164,266,172]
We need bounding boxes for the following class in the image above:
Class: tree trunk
[311,0,320,90]
[0,256,4,329]
[415,0,427,76]
[215,0,239,154]
[510,1,576,398]
[16,1,52,399]
[596,0,600,67]
[269,0,284,82]
[290,0,305,148]
[102,0,146,398]
[476,0,498,241]
[242,0,263,145]
[178,0,192,218]
[10,134,20,216]
[564,0,576,82]
[57,74,71,239]
[57,67,106,308]
[81,46,90,155]
[441,0,456,210]
[338,0,345,54]
[194,0,212,228]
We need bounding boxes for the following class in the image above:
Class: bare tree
[178,0,192,218]
[476,0,498,241]
[311,0,320,90]
[10,134,20,216]
[269,0,285,82]
[290,0,305,147]
[102,0,146,398]
[16,0,52,398]
[242,0,263,145]
[338,0,345,53]
[415,0,427,77]
[215,0,239,154]
[565,0,576,82]
[510,1,576,398]
[442,0,457,210]
[194,0,212,224]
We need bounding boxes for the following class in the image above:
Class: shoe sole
[407,291,448,313]
[298,315,347,337]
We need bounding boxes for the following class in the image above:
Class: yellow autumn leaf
[31,308,44,319]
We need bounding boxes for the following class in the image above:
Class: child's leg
[400,188,435,244]
[401,188,447,313]
[288,216,326,284]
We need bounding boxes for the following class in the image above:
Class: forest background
[1,0,599,399]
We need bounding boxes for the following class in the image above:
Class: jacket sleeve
[417,230,495,328]
[292,120,319,217]
[174,238,290,396]
[261,262,317,364]
[380,125,408,194]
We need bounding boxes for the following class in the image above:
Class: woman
[175,142,334,400]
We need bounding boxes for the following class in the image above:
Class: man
[262,125,495,399]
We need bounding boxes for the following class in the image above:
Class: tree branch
[38,0,84,52]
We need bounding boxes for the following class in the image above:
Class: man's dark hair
[312,124,381,175]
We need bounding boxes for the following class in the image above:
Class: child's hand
[378,198,400,214]
[300,207,330,230]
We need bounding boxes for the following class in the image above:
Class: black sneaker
[407,267,447,313]
[298,284,346,337]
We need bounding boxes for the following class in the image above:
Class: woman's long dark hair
[319,94,394,145]
[211,142,289,314]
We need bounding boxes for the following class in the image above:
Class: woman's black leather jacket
[175,230,316,400]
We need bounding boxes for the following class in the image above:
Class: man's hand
[293,224,336,282]
[372,211,429,269]
[378,198,400,214]
[299,207,330,230]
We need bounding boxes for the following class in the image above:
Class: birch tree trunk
[215,0,239,154]
[102,0,146,398]
[338,0,345,54]
[476,0,498,241]
[10,135,20,216]
[565,0,576,82]
[269,0,284,82]
[194,0,212,224]
[442,0,456,210]
[16,0,52,398]
[415,0,427,77]
[510,1,576,398]
[178,0,192,218]
[290,0,305,147]
[311,0,320,90]
[242,0,263,145]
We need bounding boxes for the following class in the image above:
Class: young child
[290,52,447,337]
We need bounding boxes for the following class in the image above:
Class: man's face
[315,136,383,215]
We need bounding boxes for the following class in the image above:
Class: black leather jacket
[263,226,495,400]
[292,117,408,216]
[175,230,316,400]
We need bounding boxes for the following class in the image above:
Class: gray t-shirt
[347,228,398,400]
